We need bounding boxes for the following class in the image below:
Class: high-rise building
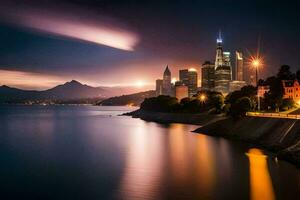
[214,32,232,94]
[229,81,247,93]
[215,31,223,69]
[201,61,215,90]
[179,69,189,86]
[223,51,232,80]
[162,65,172,96]
[235,51,244,81]
[215,66,231,94]
[223,52,231,67]
[187,68,198,97]
[155,79,163,96]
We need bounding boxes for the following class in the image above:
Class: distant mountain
[98,90,156,106]
[41,80,107,99]
[0,80,149,103]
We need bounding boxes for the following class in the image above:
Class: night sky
[0,0,299,90]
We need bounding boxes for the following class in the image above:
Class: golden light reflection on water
[119,122,163,200]
[246,148,275,200]
[195,134,216,195]
[168,124,189,181]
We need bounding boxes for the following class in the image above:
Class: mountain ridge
[0,80,147,103]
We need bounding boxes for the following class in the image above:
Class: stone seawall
[194,117,300,167]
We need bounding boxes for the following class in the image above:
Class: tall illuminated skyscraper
[235,51,244,81]
[187,68,198,97]
[214,31,231,94]
[201,61,215,90]
[179,69,189,86]
[215,31,223,69]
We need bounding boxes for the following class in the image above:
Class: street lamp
[199,94,206,102]
[252,59,261,111]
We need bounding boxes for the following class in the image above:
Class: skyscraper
[201,61,215,90]
[223,51,232,80]
[214,32,231,94]
[235,51,244,81]
[215,31,223,69]
[215,66,231,94]
[179,69,189,86]
[162,65,172,95]
[187,68,198,97]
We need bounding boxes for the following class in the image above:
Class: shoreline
[124,109,227,126]
[125,109,300,168]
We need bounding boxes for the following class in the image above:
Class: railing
[246,112,300,119]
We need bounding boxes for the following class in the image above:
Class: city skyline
[0,0,300,90]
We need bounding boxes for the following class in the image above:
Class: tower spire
[217,29,222,43]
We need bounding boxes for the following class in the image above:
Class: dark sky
[0,0,299,89]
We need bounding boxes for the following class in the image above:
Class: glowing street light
[199,94,206,102]
[251,58,262,111]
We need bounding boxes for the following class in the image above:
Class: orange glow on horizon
[0,69,65,90]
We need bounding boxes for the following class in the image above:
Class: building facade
[229,81,247,93]
[215,66,231,94]
[235,51,244,81]
[282,80,300,103]
[257,85,270,98]
[179,69,189,86]
[162,65,172,96]
[187,69,198,97]
[155,79,163,96]
[201,61,215,90]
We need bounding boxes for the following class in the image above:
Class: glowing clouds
[1,4,139,51]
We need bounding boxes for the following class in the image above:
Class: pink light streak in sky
[1,3,139,51]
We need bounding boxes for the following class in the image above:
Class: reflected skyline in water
[0,105,299,199]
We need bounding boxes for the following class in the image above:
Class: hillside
[0,80,147,103]
[98,90,156,106]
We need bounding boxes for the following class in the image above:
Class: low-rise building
[257,85,270,98]
[282,80,300,103]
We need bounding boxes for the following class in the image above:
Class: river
[0,105,299,199]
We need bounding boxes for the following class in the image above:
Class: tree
[225,85,256,105]
[141,95,178,112]
[280,98,295,111]
[297,70,300,83]
[277,65,295,80]
[264,76,284,111]
[211,94,224,113]
[230,97,252,118]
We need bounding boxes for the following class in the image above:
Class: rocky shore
[125,109,300,167]
[124,109,227,126]
[194,116,300,167]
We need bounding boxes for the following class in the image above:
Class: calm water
[0,105,299,199]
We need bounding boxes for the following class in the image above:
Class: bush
[230,97,252,118]
[211,94,224,113]
[280,98,295,111]
[141,95,178,112]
